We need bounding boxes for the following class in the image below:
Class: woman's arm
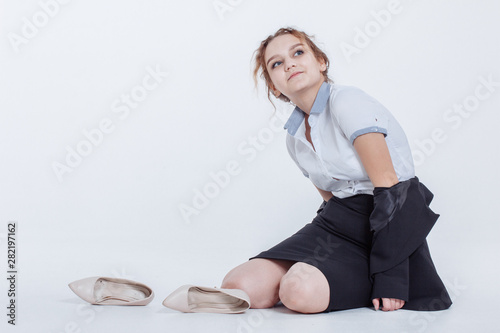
[353,133,399,188]
[353,132,404,311]
[313,132,397,206]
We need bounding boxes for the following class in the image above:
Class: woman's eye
[294,50,304,56]
[272,61,282,69]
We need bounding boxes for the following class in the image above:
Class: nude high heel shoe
[68,277,154,305]
[162,285,250,313]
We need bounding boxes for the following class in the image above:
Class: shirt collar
[284,82,331,136]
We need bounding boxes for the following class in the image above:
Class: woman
[220,27,452,314]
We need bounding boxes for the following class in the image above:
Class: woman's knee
[279,262,330,313]
[221,265,253,297]
[221,259,290,309]
[279,274,315,311]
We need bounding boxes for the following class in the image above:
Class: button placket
[309,116,338,186]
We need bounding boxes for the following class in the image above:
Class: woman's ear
[319,59,327,72]
[270,84,281,98]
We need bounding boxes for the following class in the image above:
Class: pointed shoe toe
[69,276,154,306]
[162,285,193,312]
[162,285,250,314]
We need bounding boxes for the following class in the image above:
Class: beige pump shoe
[68,277,154,305]
[162,285,251,313]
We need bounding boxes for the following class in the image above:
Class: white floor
[2,279,496,333]
[2,231,498,333]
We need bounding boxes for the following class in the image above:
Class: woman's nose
[284,58,296,71]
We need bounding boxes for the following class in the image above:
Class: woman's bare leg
[278,262,330,313]
[221,258,294,308]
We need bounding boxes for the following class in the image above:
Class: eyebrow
[266,43,304,67]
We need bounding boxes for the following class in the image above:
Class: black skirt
[251,180,452,313]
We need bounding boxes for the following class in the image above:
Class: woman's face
[264,34,326,101]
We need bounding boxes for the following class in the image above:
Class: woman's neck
[290,80,324,114]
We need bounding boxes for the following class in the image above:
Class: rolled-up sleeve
[330,87,389,144]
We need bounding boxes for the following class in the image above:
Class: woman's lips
[288,71,303,80]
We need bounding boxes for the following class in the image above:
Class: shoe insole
[94,279,150,304]
[188,287,247,312]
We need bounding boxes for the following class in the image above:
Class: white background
[1,0,499,332]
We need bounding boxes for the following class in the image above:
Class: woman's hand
[372,298,405,311]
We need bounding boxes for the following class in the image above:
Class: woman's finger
[372,298,380,311]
